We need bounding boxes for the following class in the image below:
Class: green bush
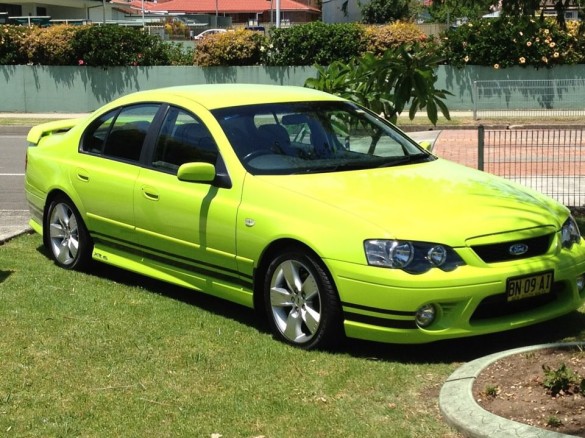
[265,22,365,66]
[194,29,265,66]
[305,43,450,125]
[5,18,585,70]
[24,24,78,65]
[0,25,29,64]
[363,22,429,56]
[442,17,584,68]
[164,41,195,66]
[71,25,171,67]
[360,0,413,24]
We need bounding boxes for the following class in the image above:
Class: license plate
[506,271,553,302]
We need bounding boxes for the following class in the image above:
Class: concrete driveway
[0,129,30,242]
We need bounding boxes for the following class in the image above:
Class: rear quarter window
[80,104,160,162]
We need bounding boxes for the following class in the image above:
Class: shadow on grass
[36,244,585,364]
[0,270,14,284]
[84,256,267,333]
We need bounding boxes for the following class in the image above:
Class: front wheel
[45,196,93,270]
[263,248,343,350]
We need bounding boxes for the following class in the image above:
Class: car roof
[111,84,345,111]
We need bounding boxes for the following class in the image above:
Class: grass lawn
[1,234,585,437]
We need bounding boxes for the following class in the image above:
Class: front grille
[470,281,563,321]
[471,233,553,263]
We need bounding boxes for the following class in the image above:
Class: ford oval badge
[509,243,529,256]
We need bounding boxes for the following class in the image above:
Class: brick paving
[432,129,479,169]
[429,127,585,206]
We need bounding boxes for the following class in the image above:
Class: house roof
[112,0,320,14]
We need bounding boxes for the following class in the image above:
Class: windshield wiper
[377,154,430,168]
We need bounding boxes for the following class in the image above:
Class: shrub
[360,0,413,24]
[565,20,585,64]
[164,42,195,66]
[164,18,190,40]
[23,24,77,65]
[363,22,429,56]
[71,25,171,67]
[194,29,265,66]
[305,43,450,125]
[542,363,584,396]
[442,17,581,69]
[0,25,29,64]
[265,22,365,66]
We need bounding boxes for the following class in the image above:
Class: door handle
[76,168,89,182]
[142,186,159,201]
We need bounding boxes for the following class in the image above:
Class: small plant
[484,385,499,398]
[542,363,579,396]
[547,416,563,428]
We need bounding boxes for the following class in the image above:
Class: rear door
[72,104,160,246]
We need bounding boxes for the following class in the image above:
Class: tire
[263,248,344,350]
[45,196,93,270]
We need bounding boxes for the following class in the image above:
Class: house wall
[322,0,369,23]
[1,3,117,21]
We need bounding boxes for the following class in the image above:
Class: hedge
[3,18,585,68]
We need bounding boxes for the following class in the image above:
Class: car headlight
[561,216,581,249]
[364,240,465,274]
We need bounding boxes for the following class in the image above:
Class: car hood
[258,159,566,245]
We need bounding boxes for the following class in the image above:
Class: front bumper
[327,243,585,344]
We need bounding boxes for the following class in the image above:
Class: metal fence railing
[472,79,585,120]
[478,126,585,207]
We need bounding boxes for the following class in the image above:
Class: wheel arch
[42,189,86,246]
[252,238,338,314]
[43,189,94,271]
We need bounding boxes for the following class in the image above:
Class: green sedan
[24,84,585,349]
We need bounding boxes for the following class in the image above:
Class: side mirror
[177,162,216,183]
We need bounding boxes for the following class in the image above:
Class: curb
[0,227,32,245]
[439,342,585,438]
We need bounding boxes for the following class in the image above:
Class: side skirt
[91,241,255,308]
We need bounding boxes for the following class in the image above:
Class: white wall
[322,0,370,23]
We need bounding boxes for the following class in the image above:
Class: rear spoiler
[26,118,82,145]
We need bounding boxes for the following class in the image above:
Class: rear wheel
[264,248,343,350]
[45,196,92,270]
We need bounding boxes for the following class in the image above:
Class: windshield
[212,101,434,175]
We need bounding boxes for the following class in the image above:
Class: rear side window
[81,104,160,162]
[151,107,218,173]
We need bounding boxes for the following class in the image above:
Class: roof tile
[114,0,319,14]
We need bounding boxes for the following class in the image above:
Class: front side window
[80,104,160,162]
[212,101,433,175]
[151,107,219,174]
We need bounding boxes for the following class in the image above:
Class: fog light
[577,275,585,293]
[415,304,436,328]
